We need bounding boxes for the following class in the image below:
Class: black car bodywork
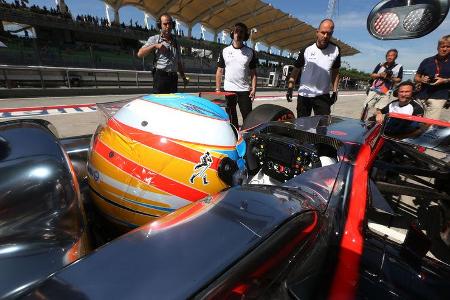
[1,111,450,299]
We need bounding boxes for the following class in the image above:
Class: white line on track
[0,106,97,119]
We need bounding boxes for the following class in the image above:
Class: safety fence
[0,65,270,90]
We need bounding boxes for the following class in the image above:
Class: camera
[385,70,393,77]
[428,76,438,84]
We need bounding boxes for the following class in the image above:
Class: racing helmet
[88,94,246,228]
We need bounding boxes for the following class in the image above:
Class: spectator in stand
[364,49,403,119]
[137,13,187,93]
[415,35,450,120]
[286,19,340,117]
[215,22,257,128]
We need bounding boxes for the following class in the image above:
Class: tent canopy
[104,0,359,56]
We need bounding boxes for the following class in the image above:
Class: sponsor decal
[189,151,213,185]
[180,103,223,119]
[329,130,347,136]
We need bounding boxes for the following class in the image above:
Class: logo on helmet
[190,151,213,185]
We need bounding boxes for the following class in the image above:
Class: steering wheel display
[248,133,321,182]
[246,124,340,183]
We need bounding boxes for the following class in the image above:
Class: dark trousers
[297,94,332,117]
[153,69,178,94]
[226,91,252,128]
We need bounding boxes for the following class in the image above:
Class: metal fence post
[38,69,44,89]
[94,72,98,88]
[66,69,71,88]
[2,69,9,89]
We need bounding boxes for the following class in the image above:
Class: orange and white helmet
[88,94,246,228]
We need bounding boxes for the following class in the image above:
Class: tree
[339,67,371,81]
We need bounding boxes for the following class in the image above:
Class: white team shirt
[380,99,424,116]
[217,44,257,92]
[294,42,341,97]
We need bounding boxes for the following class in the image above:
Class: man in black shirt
[415,35,450,120]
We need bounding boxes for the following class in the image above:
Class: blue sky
[7,0,450,73]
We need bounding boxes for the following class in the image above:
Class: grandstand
[0,1,358,67]
[108,0,358,55]
[0,0,359,93]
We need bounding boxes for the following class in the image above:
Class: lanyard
[434,56,449,76]
[435,58,441,76]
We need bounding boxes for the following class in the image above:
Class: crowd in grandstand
[0,0,72,19]
[0,0,188,36]
[0,1,290,76]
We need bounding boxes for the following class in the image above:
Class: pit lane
[0,91,449,137]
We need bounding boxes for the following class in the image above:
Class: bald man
[286,19,341,117]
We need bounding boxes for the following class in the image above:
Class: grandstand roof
[103,0,359,56]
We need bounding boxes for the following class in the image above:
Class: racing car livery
[1,94,450,299]
[1,0,450,299]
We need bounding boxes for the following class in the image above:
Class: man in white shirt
[286,19,341,117]
[216,22,258,128]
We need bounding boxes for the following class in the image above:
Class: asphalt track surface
[1,90,449,137]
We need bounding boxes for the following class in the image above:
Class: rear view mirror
[367,0,449,40]
[382,113,450,153]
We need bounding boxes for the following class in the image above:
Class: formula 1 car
[2,0,450,298]
[1,93,450,299]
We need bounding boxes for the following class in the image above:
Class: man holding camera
[137,13,188,94]
[415,35,450,120]
[363,49,403,119]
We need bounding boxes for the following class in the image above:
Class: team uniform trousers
[297,94,333,117]
[225,91,252,128]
